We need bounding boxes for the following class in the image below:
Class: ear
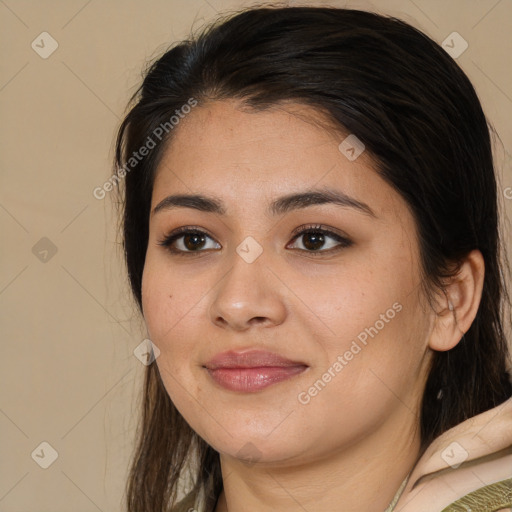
[428,250,485,352]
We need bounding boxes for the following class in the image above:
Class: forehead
[156,99,346,168]
[151,99,405,221]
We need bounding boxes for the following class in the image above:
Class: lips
[204,349,308,392]
[205,349,307,369]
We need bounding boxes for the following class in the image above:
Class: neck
[214,410,422,512]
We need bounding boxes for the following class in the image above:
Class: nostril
[250,316,268,325]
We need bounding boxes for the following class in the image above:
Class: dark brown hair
[113,5,512,511]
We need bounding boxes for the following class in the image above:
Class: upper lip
[204,349,308,370]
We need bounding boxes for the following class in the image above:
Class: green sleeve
[440,477,512,512]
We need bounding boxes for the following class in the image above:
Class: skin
[141,99,484,512]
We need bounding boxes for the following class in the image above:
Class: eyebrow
[151,187,376,218]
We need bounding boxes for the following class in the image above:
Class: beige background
[1,0,511,510]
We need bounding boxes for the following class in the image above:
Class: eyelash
[157,224,353,257]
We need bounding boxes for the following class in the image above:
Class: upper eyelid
[159,225,351,248]
[162,224,346,239]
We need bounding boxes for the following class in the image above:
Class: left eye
[288,227,352,254]
[157,225,352,256]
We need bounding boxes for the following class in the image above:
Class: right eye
[157,227,221,255]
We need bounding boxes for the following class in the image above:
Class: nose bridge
[209,241,286,329]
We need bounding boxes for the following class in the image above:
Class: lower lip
[206,366,307,392]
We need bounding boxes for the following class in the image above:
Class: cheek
[303,259,427,388]
[142,257,186,338]
[141,268,169,341]
[141,267,199,407]
[296,268,405,351]
[141,261,206,378]
[299,300,429,435]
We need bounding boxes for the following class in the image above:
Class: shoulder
[393,396,512,512]
[440,477,511,511]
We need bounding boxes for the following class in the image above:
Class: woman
[113,5,512,511]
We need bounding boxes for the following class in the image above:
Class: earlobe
[428,249,485,352]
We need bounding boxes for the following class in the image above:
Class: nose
[208,249,287,331]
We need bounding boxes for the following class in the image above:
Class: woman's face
[142,99,435,465]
